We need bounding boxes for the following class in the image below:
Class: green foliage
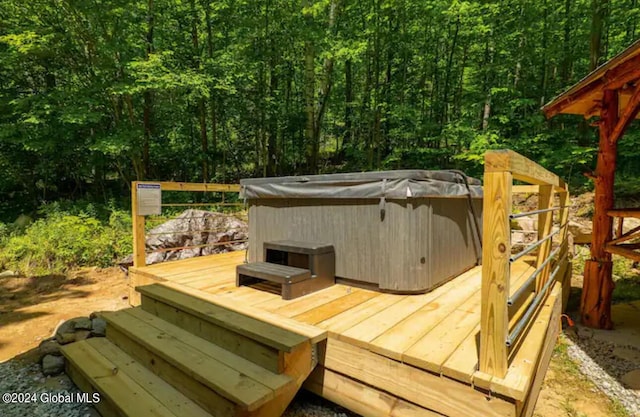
[0,207,132,276]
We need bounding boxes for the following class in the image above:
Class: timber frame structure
[543,39,640,329]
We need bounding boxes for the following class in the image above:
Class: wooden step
[137,284,312,353]
[148,281,328,342]
[102,307,294,413]
[61,338,212,417]
[237,262,312,284]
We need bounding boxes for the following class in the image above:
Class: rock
[614,347,640,365]
[568,220,592,244]
[74,330,91,342]
[621,369,640,390]
[42,355,65,376]
[0,270,17,277]
[512,217,537,231]
[55,332,76,345]
[38,339,62,358]
[55,319,77,336]
[119,210,248,268]
[577,326,594,339]
[73,317,93,330]
[91,317,107,337]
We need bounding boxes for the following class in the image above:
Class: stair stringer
[250,340,318,417]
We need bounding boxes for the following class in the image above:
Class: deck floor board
[132,250,550,405]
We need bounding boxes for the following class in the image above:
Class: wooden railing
[132,181,242,268]
[480,150,570,379]
[606,209,640,262]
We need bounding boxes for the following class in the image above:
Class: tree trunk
[203,0,217,176]
[142,0,155,179]
[581,89,617,329]
[190,0,209,182]
[561,0,573,83]
[343,58,353,152]
[590,0,608,71]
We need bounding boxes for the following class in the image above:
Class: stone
[75,330,91,341]
[0,270,16,277]
[91,317,107,337]
[613,347,640,365]
[577,326,594,340]
[73,317,93,330]
[42,355,65,376]
[55,332,76,345]
[621,369,640,390]
[118,210,248,268]
[38,339,62,358]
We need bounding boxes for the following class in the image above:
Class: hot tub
[240,170,483,293]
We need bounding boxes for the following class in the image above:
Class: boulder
[621,369,640,390]
[119,210,248,269]
[568,220,592,244]
[55,332,76,345]
[91,317,107,337]
[42,355,65,376]
[38,339,62,358]
[73,317,93,331]
[74,330,91,342]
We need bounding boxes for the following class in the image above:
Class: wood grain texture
[304,367,444,417]
[322,338,516,417]
[484,150,566,190]
[534,185,554,293]
[479,171,512,378]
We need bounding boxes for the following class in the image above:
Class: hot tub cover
[240,170,482,200]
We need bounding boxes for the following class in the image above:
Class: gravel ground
[565,328,640,417]
[0,356,357,417]
[0,358,97,417]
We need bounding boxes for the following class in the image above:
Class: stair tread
[238,262,311,284]
[137,284,313,351]
[238,262,311,279]
[103,307,293,410]
[61,339,211,417]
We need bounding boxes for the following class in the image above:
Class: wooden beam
[611,85,640,143]
[154,182,240,192]
[132,181,147,268]
[485,150,567,191]
[608,225,640,245]
[543,52,640,118]
[607,208,640,218]
[582,89,618,330]
[479,170,512,379]
[605,244,640,262]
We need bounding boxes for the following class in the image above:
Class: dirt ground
[0,268,629,416]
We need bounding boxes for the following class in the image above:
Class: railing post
[535,185,554,292]
[132,181,147,268]
[480,169,512,378]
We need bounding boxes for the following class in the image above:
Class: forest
[1,0,640,222]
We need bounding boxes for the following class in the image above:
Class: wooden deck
[129,250,568,417]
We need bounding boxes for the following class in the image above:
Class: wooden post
[132,182,147,268]
[480,170,512,378]
[535,185,554,292]
[581,89,618,329]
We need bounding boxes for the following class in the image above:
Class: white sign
[137,183,162,216]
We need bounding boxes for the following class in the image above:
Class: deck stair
[61,283,327,417]
[237,240,335,300]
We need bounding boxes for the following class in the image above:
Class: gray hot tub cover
[240,170,482,200]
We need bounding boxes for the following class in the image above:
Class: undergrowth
[0,203,132,276]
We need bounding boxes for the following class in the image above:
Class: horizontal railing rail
[131,181,244,268]
[480,150,570,379]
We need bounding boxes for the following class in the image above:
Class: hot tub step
[237,262,330,300]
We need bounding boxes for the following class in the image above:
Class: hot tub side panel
[247,197,481,293]
[422,198,482,290]
[247,198,404,287]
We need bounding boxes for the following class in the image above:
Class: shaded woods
[1,0,640,220]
